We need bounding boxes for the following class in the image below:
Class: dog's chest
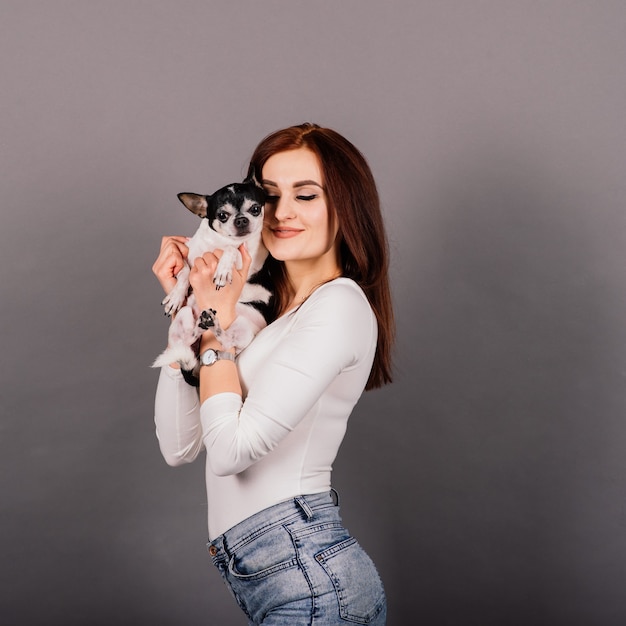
[186,222,231,264]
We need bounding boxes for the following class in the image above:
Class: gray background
[1,1,625,624]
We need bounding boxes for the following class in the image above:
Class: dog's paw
[198,308,217,330]
[162,290,186,316]
[197,308,233,348]
[212,269,233,290]
[213,252,238,289]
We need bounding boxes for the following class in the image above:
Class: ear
[243,164,262,189]
[177,193,209,218]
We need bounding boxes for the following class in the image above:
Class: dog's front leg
[162,264,191,315]
[197,308,235,350]
[212,246,240,289]
[151,304,202,370]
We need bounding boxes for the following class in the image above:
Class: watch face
[201,349,218,366]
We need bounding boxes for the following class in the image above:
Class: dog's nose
[235,215,249,229]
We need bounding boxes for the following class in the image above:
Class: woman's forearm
[154,365,205,465]
[197,331,241,404]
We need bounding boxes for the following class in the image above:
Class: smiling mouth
[271,227,303,238]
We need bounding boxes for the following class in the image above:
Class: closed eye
[296,194,317,201]
[265,195,279,203]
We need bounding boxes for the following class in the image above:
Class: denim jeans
[207,490,387,625]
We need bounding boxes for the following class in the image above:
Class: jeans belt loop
[294,496,314,520]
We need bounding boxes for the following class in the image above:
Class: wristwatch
[199,348,236,367]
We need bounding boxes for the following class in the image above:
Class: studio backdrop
[1,2,625,625]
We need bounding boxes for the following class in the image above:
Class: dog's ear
[243,164,263,190]
[177,193,208,218]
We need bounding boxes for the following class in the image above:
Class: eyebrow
[262,179,325,190]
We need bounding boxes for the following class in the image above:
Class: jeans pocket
[225,525,311,623]
[228,525,298,581]
[315,537,386,625]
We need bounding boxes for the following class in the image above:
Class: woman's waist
[205,462,332,539]
[209,489,340,552]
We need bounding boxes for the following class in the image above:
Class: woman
[153,123,394,625]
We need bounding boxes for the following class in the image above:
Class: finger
[239,243,252,275]
[194,254,218,273]
[153,251,181,276]
[160,236,190,258]
[154,246,185,275]
[189,259,204,279]
[201,250,219,264]
[193,255,207,269]
[166,242,187,261]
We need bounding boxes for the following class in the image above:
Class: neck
[282,256,342,311]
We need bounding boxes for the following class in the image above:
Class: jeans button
[209,545,218,556]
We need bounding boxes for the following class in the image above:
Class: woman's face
[261,148,340,269]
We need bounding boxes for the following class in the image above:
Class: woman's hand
[190,244,252,330]
[152,236,189,295]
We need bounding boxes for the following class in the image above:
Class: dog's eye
[248,204,262,217]
[217,211,229,222]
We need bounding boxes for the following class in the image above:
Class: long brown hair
[248,123,394,389]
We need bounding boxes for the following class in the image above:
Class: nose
[272,197,295,221]
[234,215,249,229]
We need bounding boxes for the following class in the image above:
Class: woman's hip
[207,490,386,625]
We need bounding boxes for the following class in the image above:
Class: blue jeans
[207,490,387,625]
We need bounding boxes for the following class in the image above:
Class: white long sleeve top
[154,277,377,539]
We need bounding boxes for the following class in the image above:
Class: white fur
[152,203,271,370]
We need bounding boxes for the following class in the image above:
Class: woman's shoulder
[279,278,377,358]
[303,278,375,327]
[311,277,369,306]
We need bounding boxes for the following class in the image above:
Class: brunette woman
[153,123,394,625]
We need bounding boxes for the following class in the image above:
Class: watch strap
[200,348,236,366]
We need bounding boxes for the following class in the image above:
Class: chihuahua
[152,178,271,378]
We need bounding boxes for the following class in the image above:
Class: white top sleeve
[153,365,204,466]
[154,278,377,538]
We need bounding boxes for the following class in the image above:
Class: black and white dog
[152,178,271,379]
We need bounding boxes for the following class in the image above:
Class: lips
[270,227,303,239]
